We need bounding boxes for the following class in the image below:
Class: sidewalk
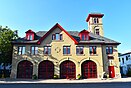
[0,78,131,83]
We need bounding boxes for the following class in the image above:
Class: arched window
[95,29,99,35]
[94,26,100,35]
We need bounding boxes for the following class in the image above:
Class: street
[0,82,131,88]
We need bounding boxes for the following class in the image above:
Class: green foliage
[0,26,18,63]
[32,74,38,80]
[0,26,18,78]
[77,74,82,80]
[121,73,126,77]
[54,74,59,79]
[126,68,131,77]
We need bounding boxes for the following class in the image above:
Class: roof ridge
[120,52,131,56]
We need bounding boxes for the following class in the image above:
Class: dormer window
[82,35,84,40]
[25,30,35,40]
[82,34,89,41]
[27,35,33,40]
[79,30,90,41]
[94,18,99,24]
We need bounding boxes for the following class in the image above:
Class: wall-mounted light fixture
[78,61,80,64]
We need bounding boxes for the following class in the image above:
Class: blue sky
[0,0,131,53]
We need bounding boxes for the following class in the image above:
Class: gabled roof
[79,29,89,33]
[37,23,78,44]
[12,23,120,45]
[25,29,35,33]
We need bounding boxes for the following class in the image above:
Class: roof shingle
[12,30,120,45]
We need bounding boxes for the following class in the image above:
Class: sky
[0,0,131,53]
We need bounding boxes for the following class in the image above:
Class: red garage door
[81,60,97,78]
[60,60,76,79]
[17,60,33,79]
[38,60,54,79]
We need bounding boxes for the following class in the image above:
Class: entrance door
[81,60,97,78]
[17,60,33,79]
[108,66,115,78]
[38,60,54,79]
[60,60,76,79]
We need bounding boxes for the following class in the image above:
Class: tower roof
[86,13,104,22]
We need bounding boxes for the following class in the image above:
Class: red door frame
[17,60,33,79]
[81,60,97,79]
[38,60,54,79]
[60,60,76,79]
[108,66,115,78]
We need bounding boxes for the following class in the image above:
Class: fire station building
[10,13,121,79]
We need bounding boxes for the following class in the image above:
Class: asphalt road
[0,82,131,88]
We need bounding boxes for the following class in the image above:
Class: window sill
[107,54,114,57]
[17,54,28,56]
[30,54,39,55]
[106,53,113,55]
[91,23,103,25]
[90,54,98,56]
[76,54,85,56]
[108,58,114,60]
[44,54,51,56]
[63,54,72,56]
[52,40,64,42]
[18,54,25,55]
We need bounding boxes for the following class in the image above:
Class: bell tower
[86,13,104,36]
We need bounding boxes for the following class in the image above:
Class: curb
[0,78,131,84]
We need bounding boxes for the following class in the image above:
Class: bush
[121,73,126,77]
[77,74,82,80]
[126,68,131,77]
[54,74,59,79]
[32,74,38,80]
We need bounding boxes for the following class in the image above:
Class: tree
[126,68,131,77]
[0,26,18,77]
